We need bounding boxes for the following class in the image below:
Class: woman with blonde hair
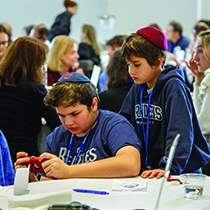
[185,29,210,175]
[47,35,84,86]
[78,24,101,66]
[185,30,210,146]
[0,37,61,163]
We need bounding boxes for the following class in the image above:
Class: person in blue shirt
[119,26,210,179]
[15,72,141,182]
[166,21,190,54]
[0,130,15,186]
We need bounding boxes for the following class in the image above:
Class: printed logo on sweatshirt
[59,147,97,165]
[135,103,162,121]
[163,156,168,162]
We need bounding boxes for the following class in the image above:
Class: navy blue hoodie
[119,65,210,175]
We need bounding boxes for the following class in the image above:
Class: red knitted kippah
[136,26,168,51]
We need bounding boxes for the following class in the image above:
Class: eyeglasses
[0,41,9,46]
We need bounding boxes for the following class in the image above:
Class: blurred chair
[78,59,94,78]
[91,65,101,88]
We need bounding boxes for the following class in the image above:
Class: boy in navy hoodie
[119,26,210,179]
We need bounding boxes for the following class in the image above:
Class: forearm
[63,146,140,179]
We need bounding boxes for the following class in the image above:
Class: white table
[1,176,210,210]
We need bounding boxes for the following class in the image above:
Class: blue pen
[73,189,109,195]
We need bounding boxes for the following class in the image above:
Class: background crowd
[1,0,210,186]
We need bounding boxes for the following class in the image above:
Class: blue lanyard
[65,112,100,165]
[140,84,154,167]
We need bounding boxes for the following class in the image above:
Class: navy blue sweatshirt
[48,10,72,42]
[119,65,210,175]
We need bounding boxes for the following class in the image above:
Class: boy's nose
[128,66,134,75]
[65,117,73,126]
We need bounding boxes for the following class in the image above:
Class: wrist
[195,77,202,85]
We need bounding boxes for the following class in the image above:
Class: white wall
[1,0,210,43]
[108,0,197,37]
[0,0,108,42]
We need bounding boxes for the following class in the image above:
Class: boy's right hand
[15,152,39,182]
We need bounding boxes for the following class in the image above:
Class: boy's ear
[91,97,98,111]
[155,57,163,68]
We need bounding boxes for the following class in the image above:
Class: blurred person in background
[99,49,133,113]
[0,24,10,58]
[184,30,210,175]
[30,24,51,49]
[166,20,190,54]
[99,35,126,92]
[22,24,35,36]
[183,20,210,92]
[78,24,101,66]
[0,37,61,163]
[0,22,12,42]
[48,0,78,42]
[47,35,84,86]
[0,130,15,186]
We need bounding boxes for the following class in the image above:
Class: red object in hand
[26,157,44,173]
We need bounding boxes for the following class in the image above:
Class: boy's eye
[72,112,79,116]
[134,64,140,67]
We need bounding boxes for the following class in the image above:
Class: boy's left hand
[141,169,165,179]
[39,153,70,179]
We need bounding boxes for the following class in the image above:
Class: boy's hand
[40,153,70,179]
[15,152,30,170]
[141,169,165,179]
[15,151,38,182]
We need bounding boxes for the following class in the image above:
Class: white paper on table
[0,196,9,210]
[9,189,72,210]
[0,186,13,196]
[14,166,30,195]
[110,180,148,196]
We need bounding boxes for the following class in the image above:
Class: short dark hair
[106,35,126,47]
[64,0,77,8]
[121,33,166,68]
[44,82,100,110]
[34,24,49,38]
[169,21,182,36]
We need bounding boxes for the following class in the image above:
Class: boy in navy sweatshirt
[119,26,210,179]
[15,72,141,182]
